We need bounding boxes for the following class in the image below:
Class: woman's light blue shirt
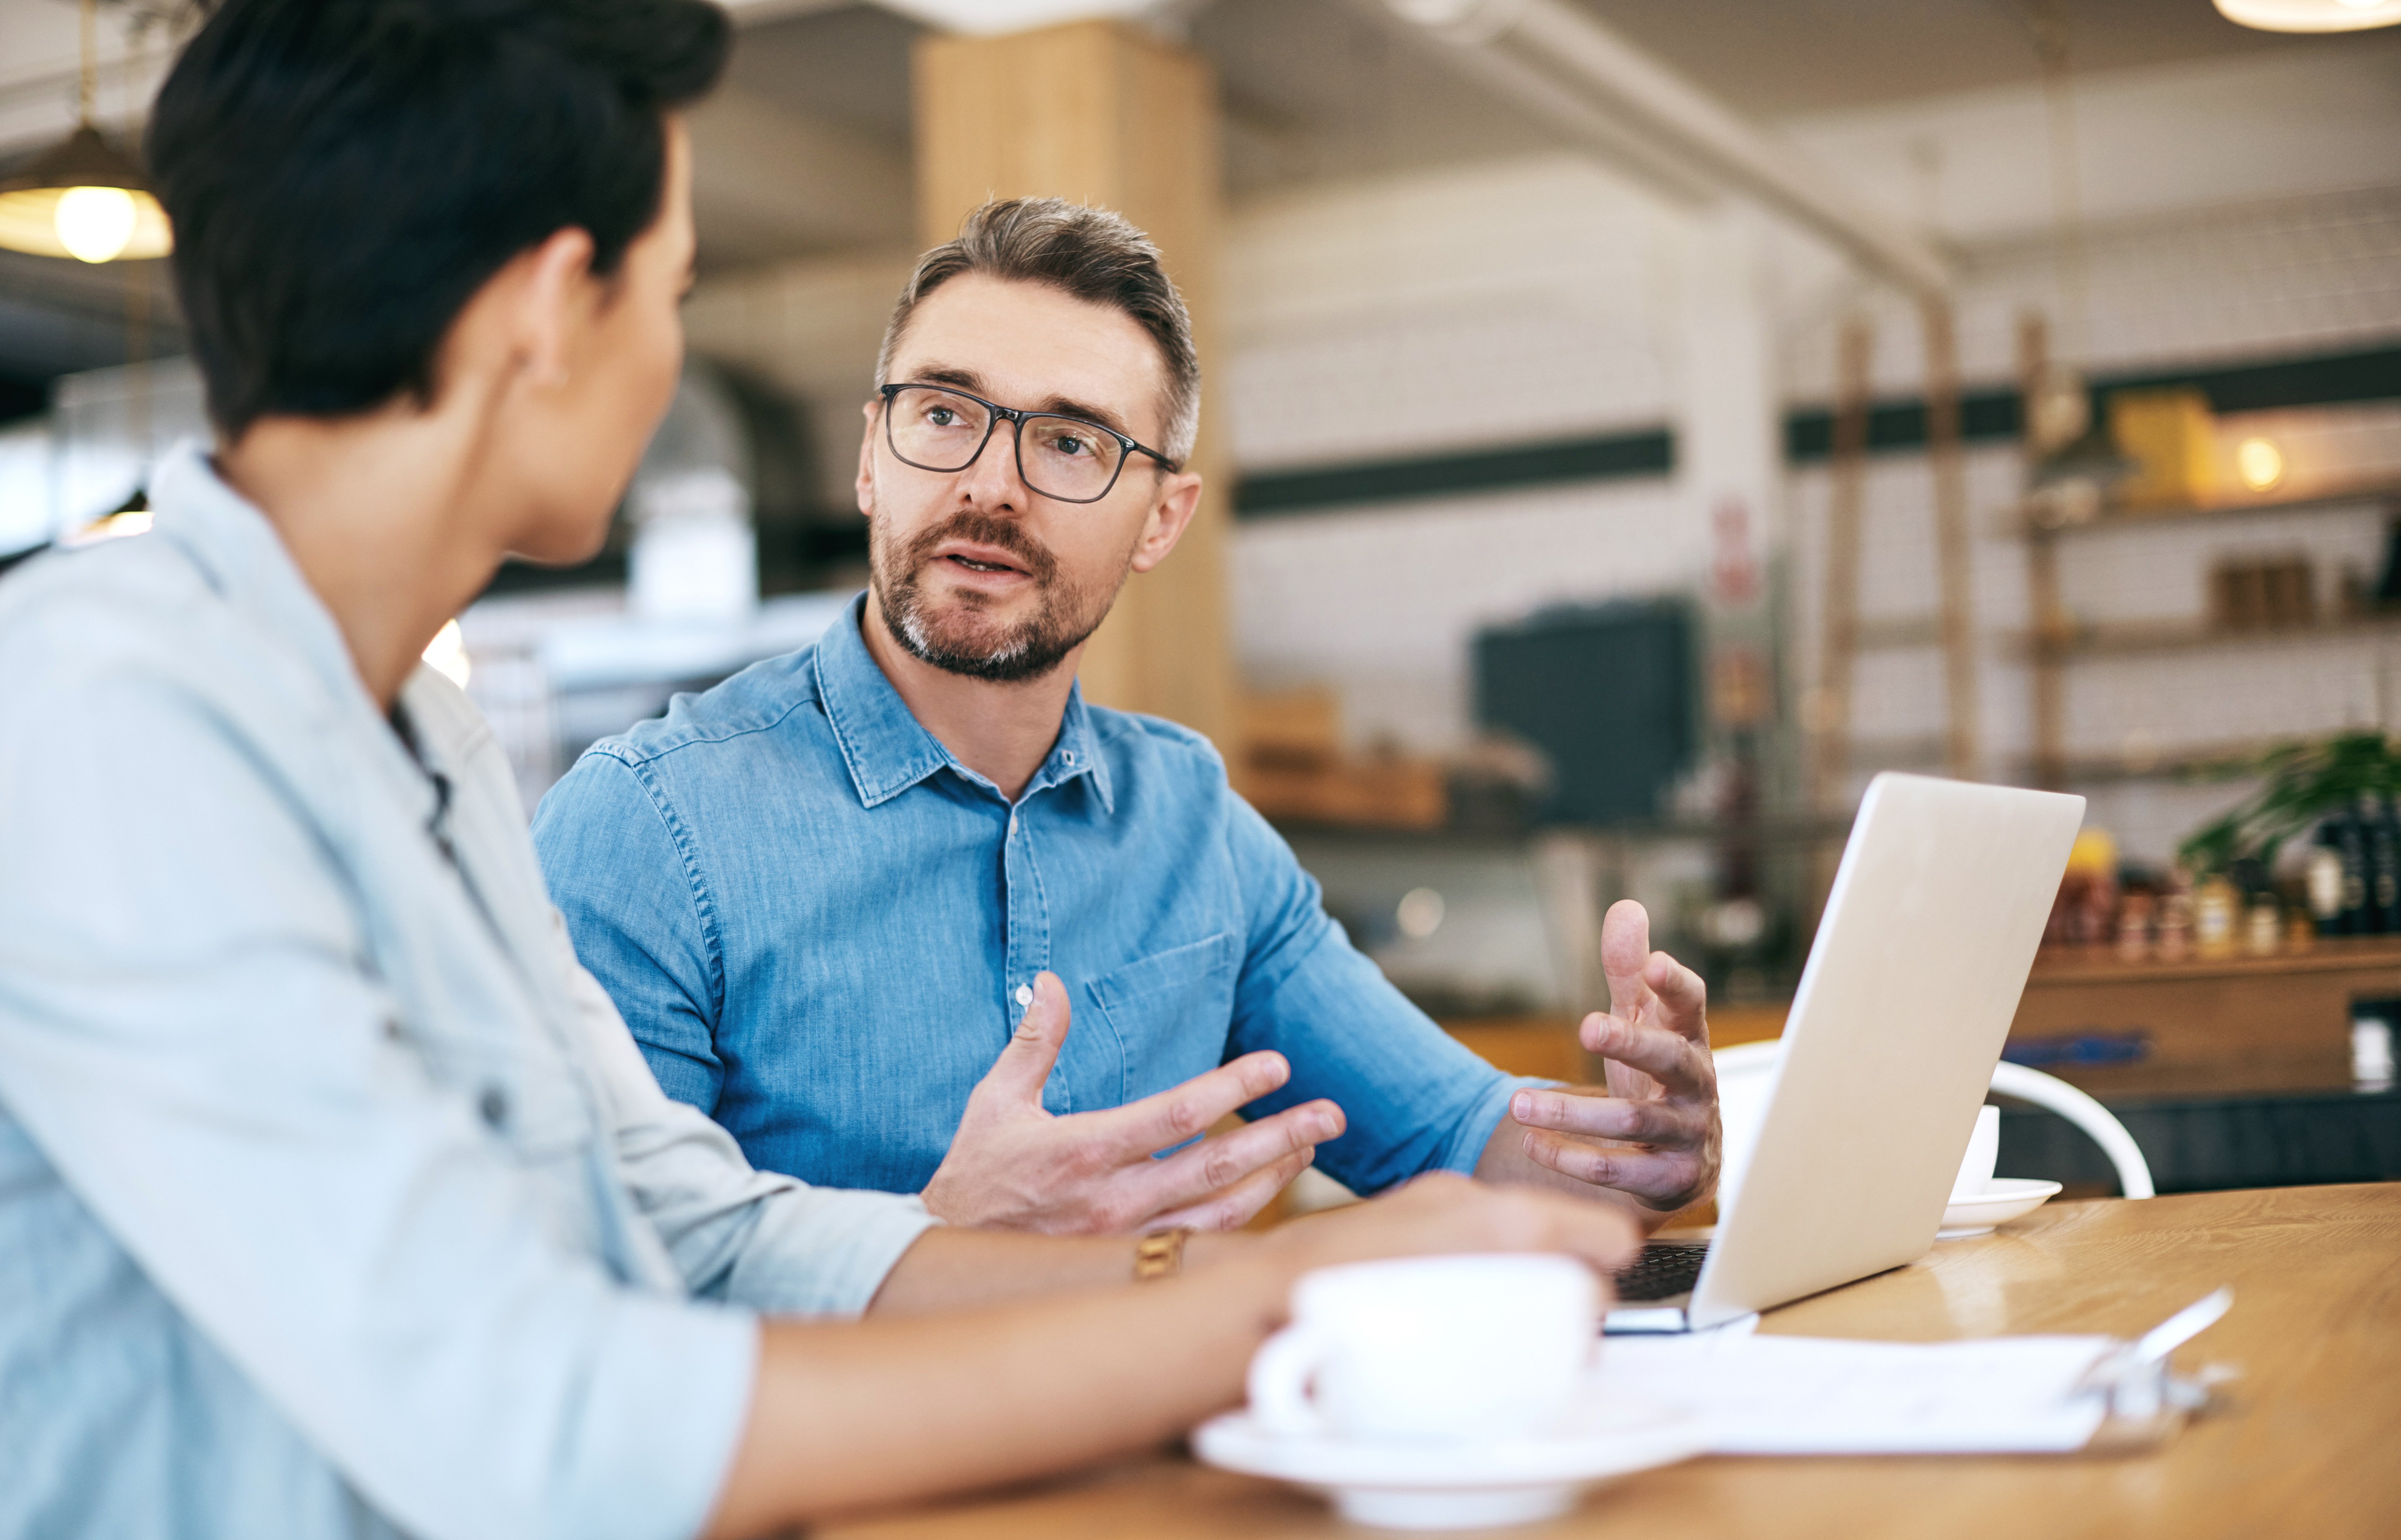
[534,597,1531,1200]
[0,447,936,1540]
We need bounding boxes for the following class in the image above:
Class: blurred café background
[4,0,2398,1198]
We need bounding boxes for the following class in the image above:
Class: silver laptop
[1604,772,2086,1333]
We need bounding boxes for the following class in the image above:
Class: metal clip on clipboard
[2075,1288,2240,1450]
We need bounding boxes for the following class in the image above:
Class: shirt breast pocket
[1085,931,1243,1111]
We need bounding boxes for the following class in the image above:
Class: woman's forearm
[701,1173,1641,1539]
[860,1224,1251,1316]
[702,1252,1281,1537]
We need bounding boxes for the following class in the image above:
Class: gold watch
[1133,1228,1191,1282]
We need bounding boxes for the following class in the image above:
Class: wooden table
[825,1184,2401,1540]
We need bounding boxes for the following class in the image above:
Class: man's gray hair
[874,197,1200,467]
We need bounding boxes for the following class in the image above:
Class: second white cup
[1246,1253,1601,1444]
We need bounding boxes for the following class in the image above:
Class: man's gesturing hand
[1479,900,1721,1216]
[920,972,1344,1234]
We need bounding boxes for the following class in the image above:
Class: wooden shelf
[2029,933,2401,983]
[1851,614,1944,653]
[2030,735,2293,785]
[1844,732,1948,768]
[2008,474,2401,538]
[1275,813,1856,848]
[2026,609,2401,659]
[1853,611,2401,659]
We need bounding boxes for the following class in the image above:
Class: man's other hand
[920,973,1344,1234]
[1486,900,1721,1216]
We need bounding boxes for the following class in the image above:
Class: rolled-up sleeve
[1217,796,1543,1195]
[0,663,754,1540]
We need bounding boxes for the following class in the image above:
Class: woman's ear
[513,226,600,389]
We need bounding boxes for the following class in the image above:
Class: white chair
[1987,1059,2155,1199]
[1709,1040,2155,1203]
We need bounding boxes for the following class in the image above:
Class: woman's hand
[1250,1170,1641,1297]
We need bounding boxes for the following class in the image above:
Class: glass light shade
[0,184,173,261]
[57,185,137,262]
[2212,0,2401,31]
[0,125,173,262]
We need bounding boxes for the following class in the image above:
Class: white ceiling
[0,0,2391,385]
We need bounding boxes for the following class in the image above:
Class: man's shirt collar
[813,592,1114,814]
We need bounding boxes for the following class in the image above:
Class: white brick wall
[1222,154,1673,470]
[1222,154,1703,754]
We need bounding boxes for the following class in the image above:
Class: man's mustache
[903,510,1061,586]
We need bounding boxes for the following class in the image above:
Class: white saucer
[1192,1398,1705,1530]
[1938,1177,2064,1238]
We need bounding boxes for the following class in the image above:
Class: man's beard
[870,508,1120,684]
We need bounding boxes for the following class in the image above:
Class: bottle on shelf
[2332,809,2370,935]
[2116,890,2154,962]
[2370,793,2401,935]
[2229,856,2280,958]
[2245,894,2283,957]
[2157,879,2194,962]
[2194,871,2242,960]
[2305,837,2345,938]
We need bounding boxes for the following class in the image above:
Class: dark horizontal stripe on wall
[1783,391,2022,460]
[1784,342,2401,464]
[1233,428,1673,519]
[1225,342,2401,515]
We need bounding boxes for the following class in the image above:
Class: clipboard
[1595,1290,2235,1456]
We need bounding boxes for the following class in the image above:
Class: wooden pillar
[1922,296,1981,781]
[2019,313,2070,791]
[911,21,1236,753]
[1811,316,1872,811]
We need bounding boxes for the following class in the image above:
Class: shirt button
[478,1085,509,1131]
[1015,984,1033,1007]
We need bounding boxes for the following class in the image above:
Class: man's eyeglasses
[877,383,1178,505]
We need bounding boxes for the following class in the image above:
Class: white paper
[1596,1333,2117,1454]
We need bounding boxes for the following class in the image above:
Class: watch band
[1133,1227,1190,1282]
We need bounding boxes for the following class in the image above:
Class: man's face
[506,118,697,565]
[858,273,1197,683]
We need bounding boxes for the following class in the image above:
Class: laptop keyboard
[1612,1241,1710,1302]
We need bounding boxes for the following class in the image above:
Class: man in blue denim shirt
[535,200,1721,1236]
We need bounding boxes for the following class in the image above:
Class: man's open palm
[919,973,1344,1234]
[1488,900,1721,1213]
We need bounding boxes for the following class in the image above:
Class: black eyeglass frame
[876,381,1179,505]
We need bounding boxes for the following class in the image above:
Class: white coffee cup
[1246,1254,1600,1444]
[1950,1103,2000,1201]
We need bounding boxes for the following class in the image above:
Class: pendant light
[2021,0,2136,529]
[0,0,171,264]
[2213,0,2401,30]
